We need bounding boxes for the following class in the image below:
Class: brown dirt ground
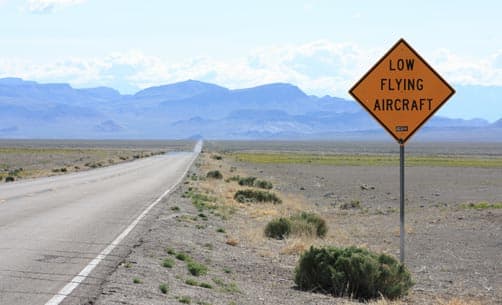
[91,145,501,305]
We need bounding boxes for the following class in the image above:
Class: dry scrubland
[93,141,501,305]
[0,140,193,182]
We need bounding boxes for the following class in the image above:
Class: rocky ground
[91,143,501,305]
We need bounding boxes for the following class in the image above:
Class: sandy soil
[91,143,501,305]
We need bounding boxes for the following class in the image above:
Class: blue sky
[0,0,501,120]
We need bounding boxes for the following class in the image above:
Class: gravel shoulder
[92,146,501,305]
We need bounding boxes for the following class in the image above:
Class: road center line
[44,151,199,305]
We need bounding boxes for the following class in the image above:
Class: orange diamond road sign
[350,38,455,144]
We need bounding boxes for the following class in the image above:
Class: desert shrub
[211,155,223,160]
[133,277,142,284]
[176,252,191,261]
[238,176,256,186]
[340,200,361,210]
[253,179,273,189]
[5,176,15,182]
[234,189,282,204]
[8,168,23,176]
[178,296,191,303]
[199,282,213,289]
[159,283,168,294]
[187,261,208,276]
[183,189,217,211]
[295,246,413,300]
[162,258,174,268]
[226,175,240,182]
[237,176,273,189]
[206,170,223,179]
[265,212,327,239]
[290,212,328,238]
[185,278,199,286]
[265,217,292,239]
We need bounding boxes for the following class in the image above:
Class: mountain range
[0,77,500,141]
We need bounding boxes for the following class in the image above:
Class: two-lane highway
[0,143,200,304]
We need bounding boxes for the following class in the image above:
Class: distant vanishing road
[0,143,200,305]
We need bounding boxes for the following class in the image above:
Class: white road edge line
[44,144,201,305]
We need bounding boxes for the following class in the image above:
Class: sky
[0,0,501,120]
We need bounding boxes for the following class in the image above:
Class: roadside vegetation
[265,212,327,239]
[233,152,502,168]
[295,246,414,300]
[234,189,282,204]
[105,150,496,305]
[0,146,166,182]
[460,201,502,210]
[235,176,274,189]
[206,170,223,179]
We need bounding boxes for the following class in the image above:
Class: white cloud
[0,41,501,96]
[26,0,85,13]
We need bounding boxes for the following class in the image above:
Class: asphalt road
[0,147,198,305]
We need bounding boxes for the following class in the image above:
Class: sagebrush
[295,246,413,300]
[234,189,281,204]
[265,212,327,239]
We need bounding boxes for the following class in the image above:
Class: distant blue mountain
[0,77,500,141]
[135,79,228,101]
[438,85,502,122]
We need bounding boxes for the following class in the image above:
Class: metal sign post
[399,144,405,263]
[349,38,455,264]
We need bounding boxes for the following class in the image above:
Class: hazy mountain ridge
[0,77,500,141]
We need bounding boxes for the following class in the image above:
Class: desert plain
[1,140,500,305]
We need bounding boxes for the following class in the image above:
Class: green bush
[159,283,168,294]
[185,278,198,286]
[237,176,273,189]
[133,277,142,284]
[295,246,413,300]
[176,252,191,261]
[290,212,328,238]
[5,176,15,182]
[206,170,223,179]
[234,189,282,204]
[238,176,256,186]
[211,155,223,160]
[264,217,292,239]
[254,179,273,189]
[183,189,217,211]
[162,258,174,268]
[265,212,327,239]
[187,261,208,276]
[199,282,213,289]
[178,296,191,304]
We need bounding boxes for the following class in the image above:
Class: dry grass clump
[265,212,327,239]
